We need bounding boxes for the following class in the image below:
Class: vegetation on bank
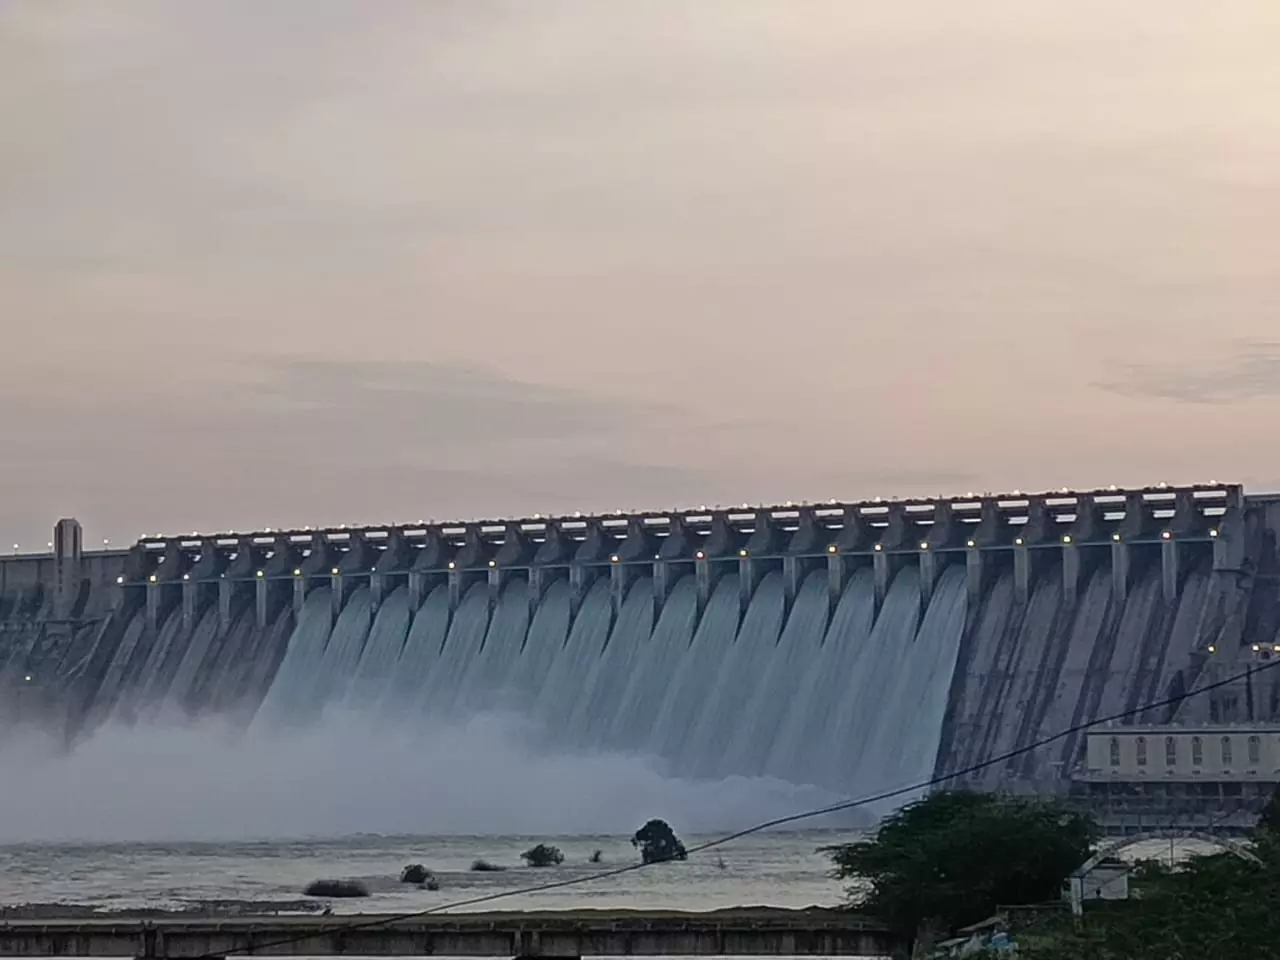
[825,789,1280,958]
[823,791,1096,951]
[1015,791,1280,959]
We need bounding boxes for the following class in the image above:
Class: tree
[1017,853,1280,960]
[1252,787,1280,864]
[987,793,1280,959]
[825,791,1097,945]
[631,819,688,864]
[520,843,565,867]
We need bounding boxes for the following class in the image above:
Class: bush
[521,844,565,867]
[303,879,369,898]
[470,859,508,872]
[400,864,431,884]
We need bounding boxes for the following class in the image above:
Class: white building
[1080,725,1280,781]
[1072,725,1280,834]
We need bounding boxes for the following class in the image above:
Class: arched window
[1136,736,1148,766]
[1248,735,1261,766]
[1165,736,1177,766]
[1222,736,1234,766]
[1192,736,1204,766]
[1109,737,1121,766]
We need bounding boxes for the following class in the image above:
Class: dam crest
[3,482,1279,804]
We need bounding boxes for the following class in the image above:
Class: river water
[0,829,855,915]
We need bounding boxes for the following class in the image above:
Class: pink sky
[1,1,1278,548]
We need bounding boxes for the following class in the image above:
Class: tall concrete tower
[53,517,83,620]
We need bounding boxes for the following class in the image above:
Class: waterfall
[564,577,654,752]
[680,572,786,776]
[345,588,411,711]
[42,548,1245,802]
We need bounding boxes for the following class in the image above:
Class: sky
[1,1,1278,550]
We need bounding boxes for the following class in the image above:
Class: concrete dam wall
[2,483,1276,801]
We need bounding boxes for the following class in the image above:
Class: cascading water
[729,570,839,779]
[679,572,785,776]
[646,575,744,764]
[564,578,654,751]
[421,585,491,719]
[532,580,612,741]
[253,589,335,727]
[764,570,873,784]
[15,533,1240,807]
[345,587,411,711]
[381,585,449,713]
[453,581,529,715]
[606,577,698,751]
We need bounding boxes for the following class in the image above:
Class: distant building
[1071,725,1280,834]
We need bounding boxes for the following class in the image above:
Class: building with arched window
[1075,725,1280,835]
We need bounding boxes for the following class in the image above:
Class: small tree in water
[632,819,688,864]
[521,844,565,867]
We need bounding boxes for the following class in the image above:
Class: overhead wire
[198,654,1280,958]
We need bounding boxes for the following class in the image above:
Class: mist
[0,710,854,844]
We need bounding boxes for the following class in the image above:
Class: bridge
[0,911,899,958]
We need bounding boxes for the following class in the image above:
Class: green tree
[1013,794,1280,959]
[825,791,1097,946]
[1019,853,1280,960]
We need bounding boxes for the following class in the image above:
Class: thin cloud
[1095,341,1280,405]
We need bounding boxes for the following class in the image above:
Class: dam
[2,483,1278,802]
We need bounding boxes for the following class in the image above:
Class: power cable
[196,655,1280,958]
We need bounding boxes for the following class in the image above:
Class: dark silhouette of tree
[520,843,565,867]
[824,791,1096,948]
[400,864,431,884]
[303,879,369,898]
[631,819,688,864]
